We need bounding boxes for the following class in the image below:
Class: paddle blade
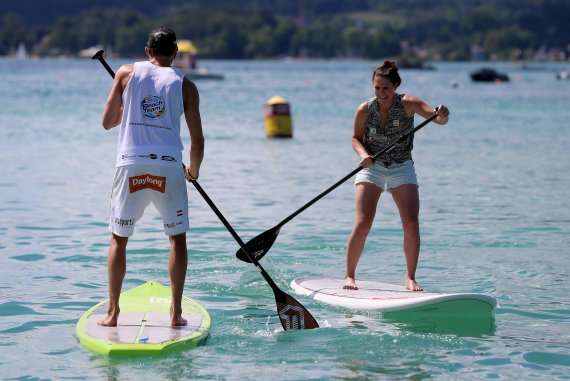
[236,227,280,263]
[276,292,319,330]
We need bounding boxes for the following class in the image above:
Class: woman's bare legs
[344,183,382,290]
[391,184,423,291]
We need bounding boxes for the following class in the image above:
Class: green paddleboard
[76,281,211,356]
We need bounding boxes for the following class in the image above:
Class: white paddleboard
[291,276,496,315]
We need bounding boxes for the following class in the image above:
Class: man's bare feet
[171,315,188,326]
[98,314,119,327]
[406,278,423,291]
[343,277,358,290]
[170,306,188,326]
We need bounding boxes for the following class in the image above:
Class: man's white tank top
[116,61,185,168]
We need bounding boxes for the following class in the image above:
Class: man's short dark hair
[146,27,177,56]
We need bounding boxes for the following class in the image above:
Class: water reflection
[342,309,496,338]
[383,312,495,337]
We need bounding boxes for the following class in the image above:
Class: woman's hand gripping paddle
[93,51,319,330]
[236,110,439,263]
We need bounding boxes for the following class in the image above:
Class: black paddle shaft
[278,111,439,228]
[190,181,319,330]
[188,179,319,330]
[191,181,280,289]
[93,51,319,330]
[236,110,439,263]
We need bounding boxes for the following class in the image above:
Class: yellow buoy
[264,95,293,138]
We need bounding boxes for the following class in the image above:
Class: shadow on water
[383,312,496,337]
[343,299,497,338]
[381,299,496,337]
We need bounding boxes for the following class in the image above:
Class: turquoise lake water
[1,57,569,380]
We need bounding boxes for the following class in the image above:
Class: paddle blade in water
[276,292,319,330]
[236,227,280,263]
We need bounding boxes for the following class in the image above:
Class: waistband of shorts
[376,159,413,167]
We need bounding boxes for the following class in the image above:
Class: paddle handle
[92,50,116,78]
[277,111,439,228]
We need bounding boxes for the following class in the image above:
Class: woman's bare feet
[406,278,423,291]
[343,277,358,290]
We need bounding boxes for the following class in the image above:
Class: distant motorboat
[398,60,436,70]
[183,68,224,80]
[470,68,509,82]
[174,39,224,80]
[395,54,436,70]
[556,71,568,80]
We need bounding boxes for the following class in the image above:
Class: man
[99,27,204,327]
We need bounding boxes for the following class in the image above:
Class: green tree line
[1,0,569,61]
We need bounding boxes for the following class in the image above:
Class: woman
[344,61,449,291]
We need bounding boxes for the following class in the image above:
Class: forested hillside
[1,0,568,61]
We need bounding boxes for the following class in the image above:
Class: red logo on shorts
[129,174,166,193]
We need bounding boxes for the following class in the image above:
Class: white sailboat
[16,42,28,59]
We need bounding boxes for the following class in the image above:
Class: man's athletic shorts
[108,164,189,237]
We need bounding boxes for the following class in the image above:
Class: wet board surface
[76,281,211,355]
[291,276,496,315]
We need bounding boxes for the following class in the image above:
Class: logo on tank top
[140,95,166,119]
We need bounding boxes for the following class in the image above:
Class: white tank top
[116,61,185,167]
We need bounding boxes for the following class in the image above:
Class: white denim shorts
[108,164,189,237]
[354,160,418,192]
